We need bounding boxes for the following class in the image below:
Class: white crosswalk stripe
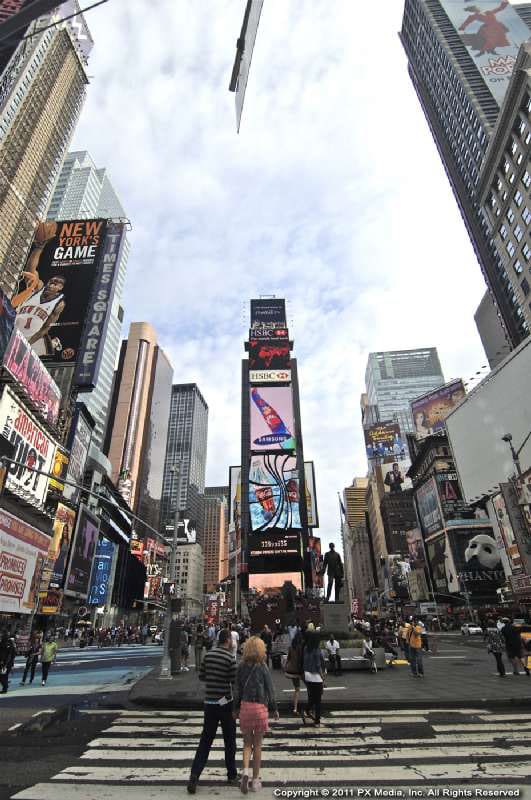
[10,708,531,799]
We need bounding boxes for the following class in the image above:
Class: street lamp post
[160,462,183,679]
[501,431,531,479]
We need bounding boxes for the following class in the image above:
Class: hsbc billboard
[249,369,291,384]
[248,327,289,340]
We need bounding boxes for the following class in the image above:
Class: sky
[71,0,509,549]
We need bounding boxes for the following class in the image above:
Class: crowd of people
[0,630,58,692]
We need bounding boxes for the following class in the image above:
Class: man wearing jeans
[408,619,424,677]
[187,629,238,794]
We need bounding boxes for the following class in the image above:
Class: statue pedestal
[321,602,350,636]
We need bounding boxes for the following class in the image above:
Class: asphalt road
[0,643,162,734]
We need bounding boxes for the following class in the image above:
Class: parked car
[461,623,483,635]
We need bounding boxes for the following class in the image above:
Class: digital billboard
[249,369,291,384]
[248,530,302,574]
[446,527,505,600]
[383,555,411,601]
[426,533,453,594]
[440,0,531,106]
[3,329,61,426]
[249,339,290,371]
[307,536,323,588]
[13,219,107,363]
[45,503,77,590]
[64,504,99,599]
[411,379,466,440]
[62,404,93,506]
[406,528,427,570]
[491,491,522,573]
[48,447,69,494]
[364,422,406,461]
[378,460,412,494]
[249,327,289,340]
[435,471,472,521]
[250,387,295,450]
[250,298,286,329]
[0,387,57,509]
[304,461,319,528]
[88,537,115,605]
[0,508,50,614]
[416,476,444,535]
[249,454,301,532]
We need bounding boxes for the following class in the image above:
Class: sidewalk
[130,642,531,710]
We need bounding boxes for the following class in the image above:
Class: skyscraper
[0,4,92,294]
[47,151,130,448]
[365,348,444,434]
[202,491,228,593]
[160,384,208,538]
[105,322,173,527]
[400,0,531,345]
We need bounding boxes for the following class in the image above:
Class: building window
[523,243,531,261]
[523,207,531,225]
[523,171,531,188]
[500,224,508,240]
[507,208,515,224]
[515,190,524,207]
[514,224,523,242]
[506,241,516,257]
[514,259,523,275]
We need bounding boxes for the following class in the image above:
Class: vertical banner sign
[440,1,531,106]
[88,538,115,605]
[62,405,93,505]
[3,329,61,425]
[74,222,126,390]
[64,504,100,599]
[0,387,57,508]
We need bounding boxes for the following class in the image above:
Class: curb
[9,706,70,735]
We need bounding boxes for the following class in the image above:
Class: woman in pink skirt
[234,636,278,793]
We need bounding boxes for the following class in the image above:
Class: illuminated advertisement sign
[48,447,69,494]
[88,537,115,605]
[416,476,444,535]
[307,536,323,588]
[46,503,77,590]
[13,219,107,363]
[440,1,531,106]
[435,471,472,521]
[62,405,93,506]
[304,461,319,528]
[427,534,450,594]
[249,339,290,371]
[249,370,291,383]
[64,504,99,599]
[3,329,61,426]
[411,379,466,440]
[0,509,50,614]
[0,387,56,509]
[446,527,505,599]
[249,327,289,340]
[406,528,427,570]
[248,530,302,574]
[250,298,286,328]
[378,460,413,494]
[364,422,406,461]
[250,387,295,450]
[249,454,301,532]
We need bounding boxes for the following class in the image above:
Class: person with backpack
[284,630,304,714]
[408,618,425,677]
[486,627,506,677]
[301,630,326,726]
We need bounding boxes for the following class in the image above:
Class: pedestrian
[182,627,190,672]
[398,620,411,661]
[486,627,506,677]
[382,627,399,667]
[284,630,304,714]
[141,622,149,644]
[362,633,377,673]
[418,619,430,652]
[187,629,238,795]
[230,624,240,659]
[325,633,341,675]
[0,631,16,693]
[260,624,272,668]
[40,633,58,686]
[194,624,205,670]
[408,619,424,678]
[21,633,41,685]
[301,629,326,727]
[501,618,530,676]
[235,635,278,793]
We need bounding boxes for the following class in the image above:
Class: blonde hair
[242,635,266,664]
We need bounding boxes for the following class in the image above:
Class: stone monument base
[321,602,350,636]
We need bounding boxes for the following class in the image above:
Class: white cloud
[73,0,494,550]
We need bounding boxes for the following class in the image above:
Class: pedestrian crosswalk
[11,707,531,799]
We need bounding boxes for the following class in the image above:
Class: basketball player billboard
[3,329,61,426]
[13,218,107,365]
[0,386,57,509]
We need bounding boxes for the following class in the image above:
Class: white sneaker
[251,779,262,792]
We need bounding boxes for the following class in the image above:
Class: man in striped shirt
[187,628,238,794]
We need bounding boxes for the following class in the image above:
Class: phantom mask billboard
[13,219,107,363]
[446,527,505,600]
[411,379,466,440]
[440,1,531,106]
[249,454,301,532]
[249,339,290,371]
[250,387,295,450]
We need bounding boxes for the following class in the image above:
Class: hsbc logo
[249,370,291,383]
[249,328,288,339]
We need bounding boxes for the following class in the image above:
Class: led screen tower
[239,298,318,594]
